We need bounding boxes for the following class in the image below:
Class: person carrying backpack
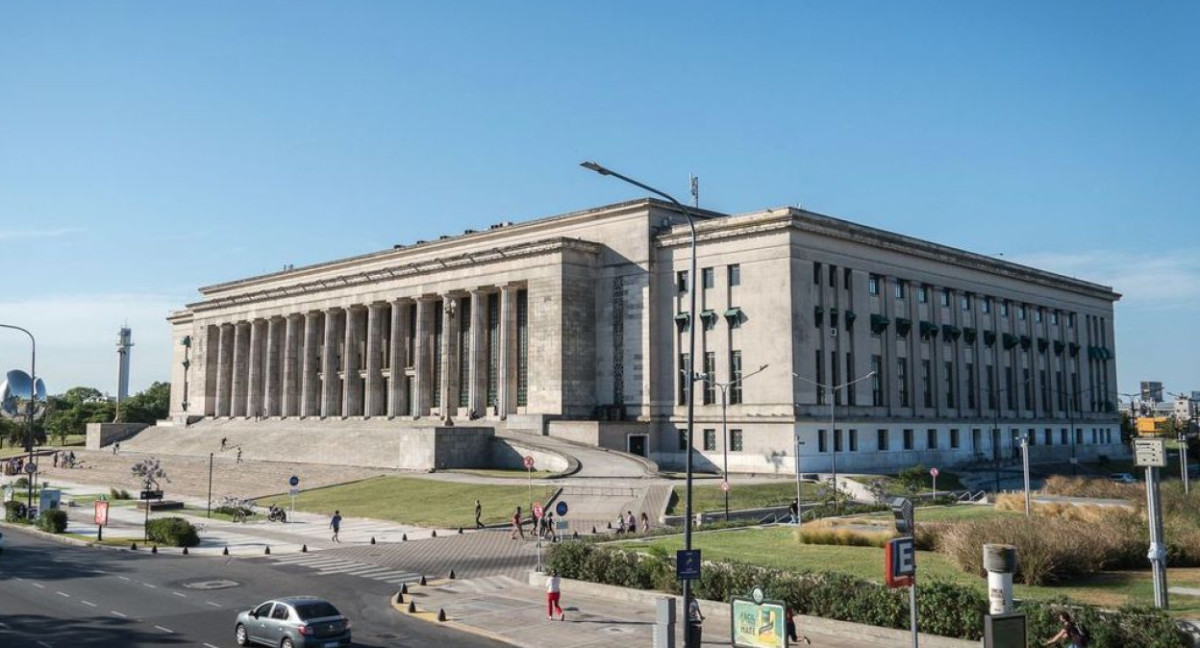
[1043,611,1088,647]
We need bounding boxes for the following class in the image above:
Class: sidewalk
[396,571,975,648]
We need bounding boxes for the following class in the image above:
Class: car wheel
[235,624,250,646]
[281,638,294,648]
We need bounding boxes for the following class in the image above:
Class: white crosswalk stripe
[268,554,422,585]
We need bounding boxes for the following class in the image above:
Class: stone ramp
[500,431,654,479]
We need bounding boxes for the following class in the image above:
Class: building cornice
[188,237,601,312]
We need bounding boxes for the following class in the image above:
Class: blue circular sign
[555,501,568,517]
[289,475,299,487]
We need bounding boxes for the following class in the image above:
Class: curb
[388,580,522,647]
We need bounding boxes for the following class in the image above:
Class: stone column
[264,317,282,417]
[364,303,385,417]
[468,290,488,418]
[231,322,250,417]
[498,285,519,419]
[439,295,461,422]
[387,300,411,418]
[342,306,365,416]
[282,314,301,417]
[246,319,265,417]
[321,308,343,418]
[300,311,321,417]
[215,323,234,417]
[413,297,434,417]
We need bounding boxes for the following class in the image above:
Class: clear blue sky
[1,2,1197,400]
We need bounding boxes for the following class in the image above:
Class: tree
[60,386,103,407]
[119,382,170,424]
[897,464,927,495]
[130,456,170,491]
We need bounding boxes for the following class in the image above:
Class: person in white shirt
[546,570,564,621]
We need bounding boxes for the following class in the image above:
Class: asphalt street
[0,527,511,648]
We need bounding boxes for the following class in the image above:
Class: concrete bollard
[131,542,138,551]
[264,545,271,555]
[407,601,416,613]
[151,545,158,554]
[983,544,1017,615]
[458,527,463,534]
[431,530,437,538]
[402,533,407,542]
[419,575,427,586]
[449,569,456,580]
[437,608,447,622]
[182,546,189,555]
[223,546,229,556]
[301,544,307,553]
[401,583,408,594]
[393,591,404,604]
[371,537,376,545]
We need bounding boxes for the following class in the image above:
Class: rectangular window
[950,428,960,449]
[678,429,688,451]
[677,270,689,294]
[1075,428,1083,445]
[918,285,929,303]
[849,429,858,452]
[1040,369,1049,412]
[903,429,914,450]
[702,267,715,290]
[1044,428,1052,446]
[846,352,856,405]
[1035,308,1044,323]
[1001,301,1010,317]
[983,297,992,314]
[1050,311,1058,325]
[1023,368,1032,410]
[831,350,840,405]
[834,429,843,452]
[730,351,743,405]
[703,428,716,451]
[678,353,689,405]
[516,289,529,407]
[844,267,852,290]
[871,355,883,406]
[815,351,825,404]
[877,429,889,451]
[1018,305,1027,320]
[487,293,500,407]
[986,368,996,409]
[922,360,933,408]
[813,262,822,285]
[458,298,471,407]
[1060,429,1068,445]
[432,302,443,407]
[894,280,906,299]
[966,363,976,409]
[728,264,741,287]
[1069,313,1076,327]
[927,429,938,449]
[829,264,838,288]
[731,429,743,452]
[898,358,910,407]
[961,294,972,310]
[703,352,716,405]
[1005,367,1016,409]
[868,274,880,295]
[818,429,827,453]
[944,360,955,408]
[941,288,951,307]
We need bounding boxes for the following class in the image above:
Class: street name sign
[1134,438,1168,468]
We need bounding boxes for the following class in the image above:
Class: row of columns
[208,286,525,421]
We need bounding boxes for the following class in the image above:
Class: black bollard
[301,544,308,553]
[449,569,456,580]
[223,546,229,556]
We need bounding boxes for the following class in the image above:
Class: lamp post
[0,324,37,518]
[581,161,701,646]
[705,364,769,521]
[1168,392,1191,494]
[987,372,1035,494]
[792,371,876,510]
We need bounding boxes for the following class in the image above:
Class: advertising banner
[731,597,785,648]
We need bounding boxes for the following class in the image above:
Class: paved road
[0,526,510,648]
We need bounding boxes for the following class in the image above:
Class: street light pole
[581,161,701,647]
[1168,392,1191,494]
[708,364,769,521]
[0,324,37,518]
[793,371,875,508]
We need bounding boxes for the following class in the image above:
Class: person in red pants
[546,570,564,621]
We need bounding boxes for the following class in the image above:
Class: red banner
[94,500,109,526]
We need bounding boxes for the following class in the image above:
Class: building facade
[168,199,1125,473]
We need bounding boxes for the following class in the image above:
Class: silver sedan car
[235,596,351,648]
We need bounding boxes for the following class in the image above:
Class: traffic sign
[676,549,702,580]
[523,455,535,470]
[891,497,914,536]
[139,489,163,500]
[720,480,730,492]
[533,502,544,519]
[289,487,299,496]
[289,475,299,487]
[555,501,568,516]
[886,537,916,587]
[24,462,36,475]
[1134,438,1168,467]
[929,467,939,478]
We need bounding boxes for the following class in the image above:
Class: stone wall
[86,423,150,450]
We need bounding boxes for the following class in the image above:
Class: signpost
[730,588,786,648]
[94,500,109,541]
[677,549,702,580]
[720,480,730,493]
[889,497,918,648]
[524,455,535,535]
[533,501,544,571]
[288,475,300,522]
[1135,437,1169,608]
[929,467,939,499]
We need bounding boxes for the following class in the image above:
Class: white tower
[116,326,133,404]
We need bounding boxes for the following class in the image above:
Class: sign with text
[886,537,916,587]
[1134,438,1167,467]
[730,596,786,648]
[676,549,702,580]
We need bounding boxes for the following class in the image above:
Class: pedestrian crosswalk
[267,553,424,585]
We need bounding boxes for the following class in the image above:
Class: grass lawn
[624,525,1200,616]
[848,470,965,495]
[668,482,820,515]
[257,476,559,528]
[448,469,558,479]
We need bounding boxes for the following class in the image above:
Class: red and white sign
[929,467,939,478]
[532,503,544,519]
[885,537,916,588]
[720,480,730,492]
[94,500,109,526]
[523,455,535,470]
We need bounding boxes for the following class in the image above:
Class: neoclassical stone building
[167,199,1125,473]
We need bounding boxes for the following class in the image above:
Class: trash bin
[686,622,702,646]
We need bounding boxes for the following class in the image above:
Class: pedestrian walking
[474,499,483,529]
[330,510,342,543]
[220,437,228,452]
[546,570,564,621]
[626,510,637,534]
[789,499,799,524]
[53,453,59,468]
[511,506,525,540]
[640,511,651,532]
[786,606,811,644]
[543,512,555,541]
[687,596,705,646]
[616,515,626,534]
[113,442,120,455]
[236,447,243,463]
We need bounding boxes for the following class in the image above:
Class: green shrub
[13,476,30,489]
[36,508,68,533]
[1024,600,1188,648]
[4,500,29,522]
[109,487,131,500]
[146,517,200,547]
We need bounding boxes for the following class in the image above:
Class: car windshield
[294,601,341,620]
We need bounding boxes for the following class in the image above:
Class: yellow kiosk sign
[731,591,786,648]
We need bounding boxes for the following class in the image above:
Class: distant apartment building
[167,199,1125,473]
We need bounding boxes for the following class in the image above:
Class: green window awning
[674,312,691,331]
[983,330,997,346]
[1002,333,1019,349]
[700,309,718,322]
[1019,335,1032,350]
[1037,338,1049,352]
[723,307,744,322]
[919,321,938,339]
[942,324,961,341]
[1068,342,1080,357]
[962,327,977,345]
[894,317,912,336]
[1054,340,1066,355]
[869,314,889,333]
